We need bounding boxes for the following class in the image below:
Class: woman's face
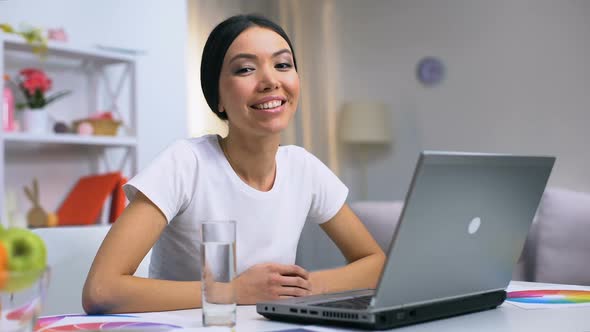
[219,26,299,138]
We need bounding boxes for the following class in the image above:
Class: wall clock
[416,56,445,86]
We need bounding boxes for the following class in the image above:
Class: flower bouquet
[12,68,71,111]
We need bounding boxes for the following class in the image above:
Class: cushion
[349,201,404,252]
[535,188,590,285]
[57,172,126,225]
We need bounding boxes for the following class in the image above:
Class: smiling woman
[82,14,385,315]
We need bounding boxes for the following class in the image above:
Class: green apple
[0,228,47,292]
[1,268,45,292]
[0,227,47,271]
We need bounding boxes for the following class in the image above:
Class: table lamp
[339,102,392,200]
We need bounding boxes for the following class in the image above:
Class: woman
[83,14,385,314]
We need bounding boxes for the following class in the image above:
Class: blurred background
[2,0,588,205]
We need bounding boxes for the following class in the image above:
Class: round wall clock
[416,56,445,86]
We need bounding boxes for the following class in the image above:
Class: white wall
[334,0,590,201]
[0,0,187,212]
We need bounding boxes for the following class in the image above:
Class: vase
[22,108,49,133]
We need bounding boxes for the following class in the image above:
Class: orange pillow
[57,172,123,226]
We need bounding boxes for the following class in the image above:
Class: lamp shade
[339,102,392,143]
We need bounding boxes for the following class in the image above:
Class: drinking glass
[0,268,50,332]
[200,220,236,327]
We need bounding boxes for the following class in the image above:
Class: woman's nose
[257,67,279,92]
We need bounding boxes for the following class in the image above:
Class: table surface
[40,281,590,332]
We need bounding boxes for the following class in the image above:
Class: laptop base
[258,290,506,330]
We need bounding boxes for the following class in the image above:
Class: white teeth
[253,100,282,109]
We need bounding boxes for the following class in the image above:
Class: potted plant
[1,23,48,56]
[11,68,71,133]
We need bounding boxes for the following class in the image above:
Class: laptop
[257,151,555,330]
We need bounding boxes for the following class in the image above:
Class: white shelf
[2,34,135,65]
[2,132,137,147]
[0,32,139,227]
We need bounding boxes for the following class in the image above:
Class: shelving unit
[3,132,137,147]
[0,33,139,227]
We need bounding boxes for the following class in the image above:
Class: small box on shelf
[72,111,123,136]
[73,118,122,136]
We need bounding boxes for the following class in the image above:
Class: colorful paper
[35,314,182,331]
[506,283,590,309]
[508,289,590,304]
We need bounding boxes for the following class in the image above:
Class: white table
[42,282,590,331]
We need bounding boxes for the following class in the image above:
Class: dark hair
[200,14,298,120]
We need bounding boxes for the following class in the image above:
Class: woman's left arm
[309,204,386,295]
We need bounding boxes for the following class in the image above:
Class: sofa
[296,187,590,286]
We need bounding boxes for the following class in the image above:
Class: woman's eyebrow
[229,53,256,64]
[272,48,292,58]
[229,49,292,64]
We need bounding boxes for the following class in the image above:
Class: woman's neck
[220,132,280,192]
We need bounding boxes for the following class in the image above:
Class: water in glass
[201,240,236,327]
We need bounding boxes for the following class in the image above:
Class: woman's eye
[235,67,254,74]
[276,63,293,70]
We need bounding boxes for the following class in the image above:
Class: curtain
[276,0,341,175]
[275,0,347,269]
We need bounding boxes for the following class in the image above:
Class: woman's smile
[250,96,287,114]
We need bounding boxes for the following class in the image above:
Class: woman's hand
[235,263,312,304]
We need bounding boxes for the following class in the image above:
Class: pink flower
[20,68,52,94]
[13,67,71,110]
[20,68,44,77]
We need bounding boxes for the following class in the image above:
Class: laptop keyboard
[313,295,372,310]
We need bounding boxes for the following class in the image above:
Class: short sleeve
[123,140,198,223]
[305,152,349,224]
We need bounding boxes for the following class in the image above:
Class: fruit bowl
[0,268,49,332]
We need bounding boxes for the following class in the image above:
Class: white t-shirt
[123,134,348,280]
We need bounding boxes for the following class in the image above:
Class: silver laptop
[257,151,555,330]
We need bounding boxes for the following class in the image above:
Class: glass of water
[200,220,237,327]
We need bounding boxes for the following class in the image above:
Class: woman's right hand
[235,263,312,304]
